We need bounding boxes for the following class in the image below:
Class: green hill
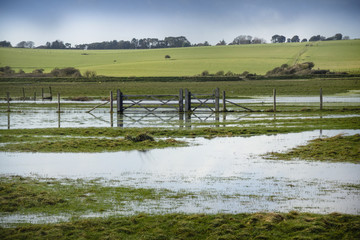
[0,40,359,77]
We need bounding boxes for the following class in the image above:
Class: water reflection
[1,107,360,129]
[7,112,10,129]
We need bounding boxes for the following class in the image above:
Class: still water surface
[1,130,359,215]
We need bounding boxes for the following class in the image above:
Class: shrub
[50,67,82,77]
[225,71,234,76]
[215,70,224,76]
[266,62,318,76]
[32,68,44,74]
[84,70,97,78]
[0,66,15,74]
[201,70,209,76]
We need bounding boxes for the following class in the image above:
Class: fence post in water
[34,91,36,102]
[41,88,44,101]
[273,88,277,112]
[320,88,323,110]
[185,89,191,112]
[222,90,226,112]
[57,92,61,113]
[117,89,123,113]
[49,87,53,100]
[110,91,113,113]
[22,88,25,101]
[179,89,184,112]
[6,92,10,112]
[215,88,220,112]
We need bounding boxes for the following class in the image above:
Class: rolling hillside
[0,40,359,77]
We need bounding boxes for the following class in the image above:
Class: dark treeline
[0,33,351,49]
[75,36,191,50]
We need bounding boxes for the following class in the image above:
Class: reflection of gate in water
[114,112,252,128]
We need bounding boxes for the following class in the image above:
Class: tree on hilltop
[0,41,12,47]
[271,35,286,43]
[16,41,35,48]
[291,35,300,42]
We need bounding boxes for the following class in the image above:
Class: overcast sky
[0,0,359,46]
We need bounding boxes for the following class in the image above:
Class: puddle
[1,129,359,219]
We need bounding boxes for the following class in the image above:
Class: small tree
[201,70,209,76]
[215,70,224,76]
[165,55,171,59]
[85,70,97,78]
[291,35,300,42]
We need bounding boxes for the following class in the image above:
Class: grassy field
[267,134,360,163]
[1,78,360,99]
[1,40,360,76]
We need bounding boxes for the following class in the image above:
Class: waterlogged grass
[1,212,359,240]
[267,134,360,163]
[0,137,186,152]
[0,176,192,215]
[0,115,358,152]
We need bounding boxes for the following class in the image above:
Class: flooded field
[1,130,359,225]
[1,95,360,129]
[0,95,359,226]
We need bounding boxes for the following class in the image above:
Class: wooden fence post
[22,88,25,101]
[41,88,44,101]
[215,88,220,112]
[117,89,123,113]
[110,91,113,113]
[57,92,61,113]
[273,88,277,112]
[185,89,191,112]
[6,92,10,112]
[34,91,36,102]
[49,87,52,100]
[320,88,323,110]
[222,91,226,112]
[179,89,184,112]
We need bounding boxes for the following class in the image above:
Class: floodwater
[1,95,359,129]
[1,107,360,129]
[1,130,359,220]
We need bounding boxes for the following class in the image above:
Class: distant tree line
[0,33,351,49]
[74,36,191,50]
[271,33,348,43]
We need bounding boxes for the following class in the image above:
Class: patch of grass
[1,77,360,99]
[267,134,360,163]
[0,134,185,153]
[0,176,192,215]
[1,212,359,239]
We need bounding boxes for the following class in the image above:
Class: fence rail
[3,87,358,114]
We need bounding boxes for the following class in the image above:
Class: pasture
[1,40,360,76]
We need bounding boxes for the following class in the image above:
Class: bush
[0,66,15,74]
[201,70,209,76]
[215,70,224,76]
[84,70,97,78]
[50,67,82,77]
[266,62,318,76]
[225,71,235,76]
[32,69,44,74]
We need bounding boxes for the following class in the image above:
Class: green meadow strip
[266,134,360,163]
[1,212,359,240]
